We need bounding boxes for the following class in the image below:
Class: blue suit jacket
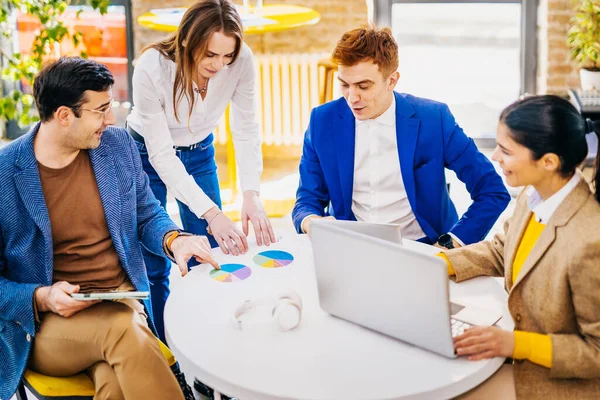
[0,125,179,400]
[293,92,510,244]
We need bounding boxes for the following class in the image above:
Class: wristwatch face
[438,234,453,248]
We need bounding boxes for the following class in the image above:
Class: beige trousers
[455,364,517,400]
[29,295,184,400]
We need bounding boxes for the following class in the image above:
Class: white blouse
[127,42,262,218]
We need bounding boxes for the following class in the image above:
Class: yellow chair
[318,58,338,105]
[16,340,189,400]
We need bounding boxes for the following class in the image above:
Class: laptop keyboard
[451,318,472,338]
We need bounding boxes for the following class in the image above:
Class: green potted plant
[0,0,110,138]
[568,0,600,90]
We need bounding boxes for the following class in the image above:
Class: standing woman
[442,95,600,399]
[127,0,275,341]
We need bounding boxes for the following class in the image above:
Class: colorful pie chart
[210,263,252,283]
[253,250,294,268]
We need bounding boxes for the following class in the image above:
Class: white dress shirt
[351,96,426,240]
[127,42,262,218]
[527,172,581,223]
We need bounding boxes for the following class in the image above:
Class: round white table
[165,233,513,400]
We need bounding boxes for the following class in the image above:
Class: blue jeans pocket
[198,133,215,151]
[134,139,148,154]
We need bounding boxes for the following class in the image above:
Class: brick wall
[537,0,580,95]
[131,0,368,56]
[245,0,368,54]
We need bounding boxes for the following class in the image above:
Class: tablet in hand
[70,291,149,301]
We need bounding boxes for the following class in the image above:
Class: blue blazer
[293,92,510,244]
[0,125,179,400]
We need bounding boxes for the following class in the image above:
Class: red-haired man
[293,27,510,248]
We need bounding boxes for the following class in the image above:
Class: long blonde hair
[144,0,243,122]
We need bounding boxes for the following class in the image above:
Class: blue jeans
[134,134,222,342]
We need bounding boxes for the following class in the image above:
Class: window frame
[373,0,538,95]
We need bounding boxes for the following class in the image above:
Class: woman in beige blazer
[445,95,600,399]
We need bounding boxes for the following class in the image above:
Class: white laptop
[317,219,403,243]
[310,220,502,358]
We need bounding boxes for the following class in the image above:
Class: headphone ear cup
[230,300,253,330]
[277,290,303,311]
[272,298,301,331]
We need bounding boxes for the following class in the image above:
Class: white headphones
[231,290,303,332]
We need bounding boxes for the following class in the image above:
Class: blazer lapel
[89,143,126,265]
[503,200,533,291]
[510,178,591,292]
[394,93,420,215]
[13,126,54,280]
[334,106,356,217]
[511,224,556,290]
[396,118,419,213]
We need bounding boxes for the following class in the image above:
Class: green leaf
[22,94,34,106]
[4,100,16,121]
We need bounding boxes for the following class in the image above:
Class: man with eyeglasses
[0,57,218,400]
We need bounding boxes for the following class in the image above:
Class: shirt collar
[527,173,581,223]
[355,95,395,127]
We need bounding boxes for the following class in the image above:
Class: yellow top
[438,214,553,368]
[512,216,546,283]
[138,5,321,34]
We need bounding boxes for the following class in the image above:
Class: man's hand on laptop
[301,215,335,235]
[35,281,101,318]
[171,234,220,276]
[453,326,515,360]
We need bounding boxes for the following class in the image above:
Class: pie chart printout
[210,264,252,283]
[253,250,295,268]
